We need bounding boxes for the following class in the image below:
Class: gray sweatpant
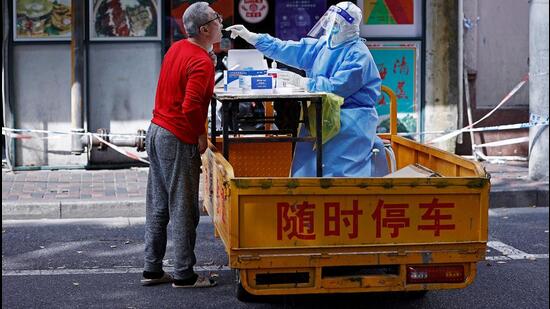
[144,123,201,280]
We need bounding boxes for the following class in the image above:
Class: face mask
[331,23,341,35]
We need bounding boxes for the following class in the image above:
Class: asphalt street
[2,207,548,308]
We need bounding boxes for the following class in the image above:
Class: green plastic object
[307,93,344,146]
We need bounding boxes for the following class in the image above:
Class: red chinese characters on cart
[277,198,456,240]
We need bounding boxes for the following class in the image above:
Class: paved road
[2,208,548,308]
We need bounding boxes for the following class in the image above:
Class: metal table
[211,88,326,176]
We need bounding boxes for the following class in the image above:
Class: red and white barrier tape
[473,137,530,148]
[90,134,149,164]
[400,119,548,137]
[2,128,149,165]
[427,74,530,144]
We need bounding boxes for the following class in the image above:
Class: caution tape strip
[427,74,530,144]
[2,127,144,139]
[2,128,149,165]
[473,136,530,148]
[400,119,549,137]
[90,134,149,165]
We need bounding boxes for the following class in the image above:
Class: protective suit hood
[307,1,362,48]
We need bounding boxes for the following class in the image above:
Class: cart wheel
[235,270,255,302]
[405,290,428,299]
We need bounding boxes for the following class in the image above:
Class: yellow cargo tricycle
[202,86,490,301]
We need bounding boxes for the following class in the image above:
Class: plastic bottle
[267,61,279,88]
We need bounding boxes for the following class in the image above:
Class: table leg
[210,97,217,143]
[315,98,323,177]
[222,101,230,159]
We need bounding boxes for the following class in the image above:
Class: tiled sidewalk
[2,168,148,202]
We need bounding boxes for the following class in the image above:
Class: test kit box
[239,75,273,90]
[224,69,268,90]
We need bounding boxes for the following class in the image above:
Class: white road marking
[487,240,549,260]
[2,265,231,277]
[485,254,549,261]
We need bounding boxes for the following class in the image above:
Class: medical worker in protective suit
[227,2,388,177]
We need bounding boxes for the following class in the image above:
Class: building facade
[2,0,531,169]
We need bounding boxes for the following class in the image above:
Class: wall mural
[359,0,422,38]
[363,0,414,25]
[13,0,71,41]
[368,41,421,136]
[90,0,161,41]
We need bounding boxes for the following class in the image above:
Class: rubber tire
[405,290,428,299]
[234,270,256,302]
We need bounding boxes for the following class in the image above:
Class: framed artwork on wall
[358,0,422,38]
[367,41,421,136]
[89,0,161,41]
[13,0,72,41]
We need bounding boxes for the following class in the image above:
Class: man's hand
[278,71,309,90]
[198,134,208,154]
[225,25,259,45]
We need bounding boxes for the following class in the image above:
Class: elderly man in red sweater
[141,2,221,288]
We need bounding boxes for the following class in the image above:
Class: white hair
[183,2,211,38]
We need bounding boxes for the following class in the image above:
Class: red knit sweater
[152,40,214,144]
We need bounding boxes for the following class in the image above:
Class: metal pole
[463,71,488,161]
[528,0,549,180]
[2,0,14,169]
[70,0,85,154]
[457,0,464,144]
[464,72,476,156]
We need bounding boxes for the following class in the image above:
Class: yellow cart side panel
[201,149,233,248]
[238,193,482,248]
[390,135,486,177]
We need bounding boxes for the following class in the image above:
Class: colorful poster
[168,0,234,52]
[367,42,421,135]
[89,0,161,41]
[358,0,421,38]
[239,0,269,24]
[363,0,414,25]
[275,0,327,41]
[13,0,71,41]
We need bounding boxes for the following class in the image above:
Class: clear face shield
[307,4,357,47]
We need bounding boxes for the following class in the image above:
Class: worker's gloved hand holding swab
[225,25,260,45]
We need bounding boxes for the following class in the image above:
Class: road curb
[2,199,208,220]
[490,188,549,208]
[2,201,61,220]
[1,200,145,220]
[60,200,146,219]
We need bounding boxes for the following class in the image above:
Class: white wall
[87,43,161,165]
[13,44,87,167]
[11,43,161,167]
[465,0,529,109]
